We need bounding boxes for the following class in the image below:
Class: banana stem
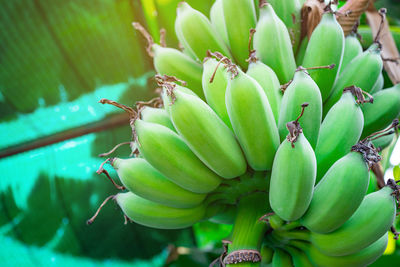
[226,192,270,267]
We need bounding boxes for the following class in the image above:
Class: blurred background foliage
[0,0,399,266]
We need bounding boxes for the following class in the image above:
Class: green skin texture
[140,107,175,132]
[269,134,316,221]
[284,247,313,267]
[170,90,247,179]
[247,61,282,124]
[370,72,384,94]
[260,245,274,265]
[162,85,197,114]
[135,120,221,193]
[267,0,302,53]
[278,71,322,149]
[372,132,395,151]
[361,84,400,138]
[301,152,369,234]
[339,34,363,75]
[315,92,364,182]
[312,186,396,256]
[202,58,232,129]
[295,37,308,66]
[324,43,382,114]
[254,3,296,84]
[175,2,231,62]
[302,13,344,103]
[226,69,280,171]
[210,0,228,44]
[222,0,256,70]
[208,204,236,225]
[116,192,206,229]
[152,44,205,99]
[113,158,205,209]
[272,248,293,267]
[291,233,388,267]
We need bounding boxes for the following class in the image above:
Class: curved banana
[247,59,282,124]
[302,12,344,102]
[261,244,274,265]
[168,89,247,178]
[324,43,382,113]
[315,88,365,181]
[270,104,316,221]
[175,2,232,61]
[221,0,257,69]
[226,67,280,171]
[311,185,397,256]
[112,158,206,208]
[284,246,313,267]
[370,72,384,94]
[361,84,400,138]
[278,69,322,149]
[116,192,205,229]
[272,248,294,267]
[210,0,228,44]
[140,107,175,132]
[301,151,370,233]
[339,34,363,75]
[135,119,221,193]
[202,57,232,129]
[253,2,296,84]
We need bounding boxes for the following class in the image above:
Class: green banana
[210,0,228,44]
[339,34,363,75]
[270,104,316,221]
[168,88,247,178]
[226,67,280,171]
[315,88,366,181]
[361,84,400,138]
[295,38,308,66]
[261,245,274,265]
[208,204,236,225]
[267,0,302,53]
[370,72,384,94]
[162,84,197,114]
[284,246,313,267]
[311,185,397,256]
[302,12,344,102]
[202,57,232,129]
[253,2,296,84]
[301,151,371,234]
[247,58,282,124]
[134,119,221,193]
[140,106,175,131]
[175,2,231,61]
[116,192,205,229]
[278,69,322,149]
[133,23,204,98]
[221,0,257,69]
[111,157,206,208]
[291,233,388,267]
[324,43,382,113]
[372,132,395,151]
[272,248,294,267]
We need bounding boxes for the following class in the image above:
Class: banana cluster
[90,1,400,266]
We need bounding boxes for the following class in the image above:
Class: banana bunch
[88,1,400,266]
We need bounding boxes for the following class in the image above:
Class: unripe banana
[210,0,228,44]
[295,38,308,66]
[315,89,365,181]
[208,204,236,225]
[324,43,382,113]
[202,58,232,129]
[361,84,400,139]
[301,151,370,233]
[302,12,344,102]
[278,69,322,149]
[116,192,205,229]
[226,67,280,171]
[247,59,282,124]
[112,158,206,208]
[372,132,395,151]
[261,245,274,265]
[270,104,316,221]
[370,72,384,94]
[168,89,247,178]
[339,34,363,75]
[175,2,232,61]
[135,120,221,193]
[311,185,397,256]
[162,84,197,114]
[253,2,296,84]
[291,233,388,267]
[140,106,175,132]
[272,248,294,267]
[221,0,257,69]
[284,246,313,267]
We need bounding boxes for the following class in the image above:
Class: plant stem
[226,192,270,267]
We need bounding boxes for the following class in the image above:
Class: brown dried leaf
[337,0,372,36]
[301,0,325,40]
